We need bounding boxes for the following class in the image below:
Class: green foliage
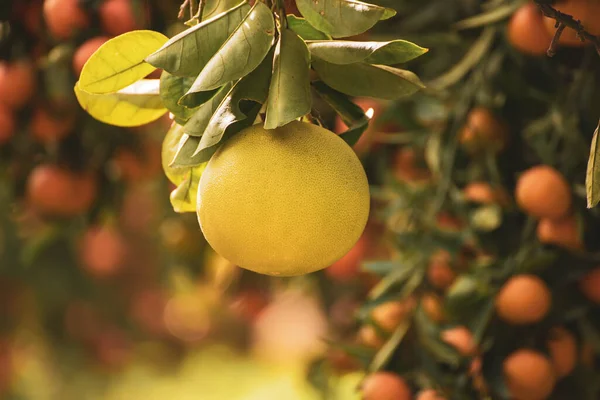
[586,121,600,208]
[307,40,428,65]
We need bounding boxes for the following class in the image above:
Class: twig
[534,1,600,56]
[178,0,190,19]
[192,0,206,22]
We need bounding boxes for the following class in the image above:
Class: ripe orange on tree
[441,326,477,356]
[459,107,509,154]
[503,349,556,400]
[579,267,600,304]
[508,3,553,55]
[427,250,457,291]
[547,326,577,378]
[29,106,75,143]
[80,225,127,278]
[515,165,571,219]
[0,106,15,145]
[0,60,36,110]
[463,182,510,206]
[43,0,89,40]
[416,389,446,400]
[393,147,432,183]
[495,274,551,324]
[99,0,143,36]
[27,164,97,217]
[536,215,583,250]
[361,372,413,400]
[371,298,415,333]
[421,293,446,323]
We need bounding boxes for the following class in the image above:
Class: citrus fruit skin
[503,349,556,400]
[515,165,571,219]
[579,268,600,304]
[459,107,508,154]
[547,326,577,378]
[362,372,412,400]
[495,274,551,325]
[197,121,370,276]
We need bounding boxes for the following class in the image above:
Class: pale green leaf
[190,53,272,158]
[312,59,424,100]
[312,80,369,147]
[74,80,167,127]
[183,83,235,137]
[185,1,275,93]
[265,29,312,129]
[307,40,428,65]
[145,2,251,77]
[586,121,600,208]
[296,0,396,38]
[203,0,245,19]
[79,30,168,94]
[159,72,218,124]
[287,15,331,40]
[162,123,205,186]
[170,166,206,214]
[171,134,204,168]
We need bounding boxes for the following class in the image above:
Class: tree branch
[533,1,600,56]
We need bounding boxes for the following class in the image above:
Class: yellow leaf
[74,80,168,127]
[79,30,168,94]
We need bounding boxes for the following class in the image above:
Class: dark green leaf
[265,29,312,129]
[160,71,217,124]
[312,80,369,147]
[296,0,396,38]
[182,83,234,136]
[313,59,425,100]
[445,275,490,319]
[287,15,331,40]
[145,2,251,77]
[170,134,204,168]
[368,321,411,372]
[307,40,428,65]
[185,52,272,161]
[586,121,600,208]
[185,1,275,94]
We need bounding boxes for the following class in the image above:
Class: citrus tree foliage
[75,0,426,213]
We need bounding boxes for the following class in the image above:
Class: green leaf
[295,0,396,38]
[307,40,428,65]
[185,1,275,94]
[182,82,234,137]
[159,72,217,124]
[203,0,245,19]
[190,53,272,158]
[74,80,167,127]
[313,59,424,100]
[287,15,331,40]
[162,123,204,186]
[265,29,312,129]
[145,2,251,77]
[170,166,206,213]
[312,80,369,147]
[586,121,600,208]
[171,134,204,168]
[79,30,168,94]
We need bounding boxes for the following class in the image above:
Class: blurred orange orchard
[0,61,36,110]
[99,0,145,36]
[43,0,89,40]
[515,165,572,219]
[503,349,556,399]
[495,274,551,325]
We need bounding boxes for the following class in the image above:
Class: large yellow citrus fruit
[197,121,370,276]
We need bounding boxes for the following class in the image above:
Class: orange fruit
[371,298,415,333]
[537,215,583,250]
[362,372,413,400]
[441,326,477,356]
[0,60,36,110]
[99,0,141,36]
[421,293,446,323]
[427,250,457,290]
[80,226,127,278]
[459,107,509,154]
[508,3,553,55]
[543,0,600,46]
[112,141,162,182]
[547,326,577,378]
[495,274,551,325]
[0,106,15,144]
[463,182,510,206]
[515,165,571,219]
[579,268,600,304]
[416,389,446,400]
[358,325,385,349]
[23,0,44,36]
[27,164,97,217]
[43,0,89,40]
[73,37,110,76]
[29,107,75,143]
[229,290,269,323]
[503,349,556,400]
[393,147,432,183]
